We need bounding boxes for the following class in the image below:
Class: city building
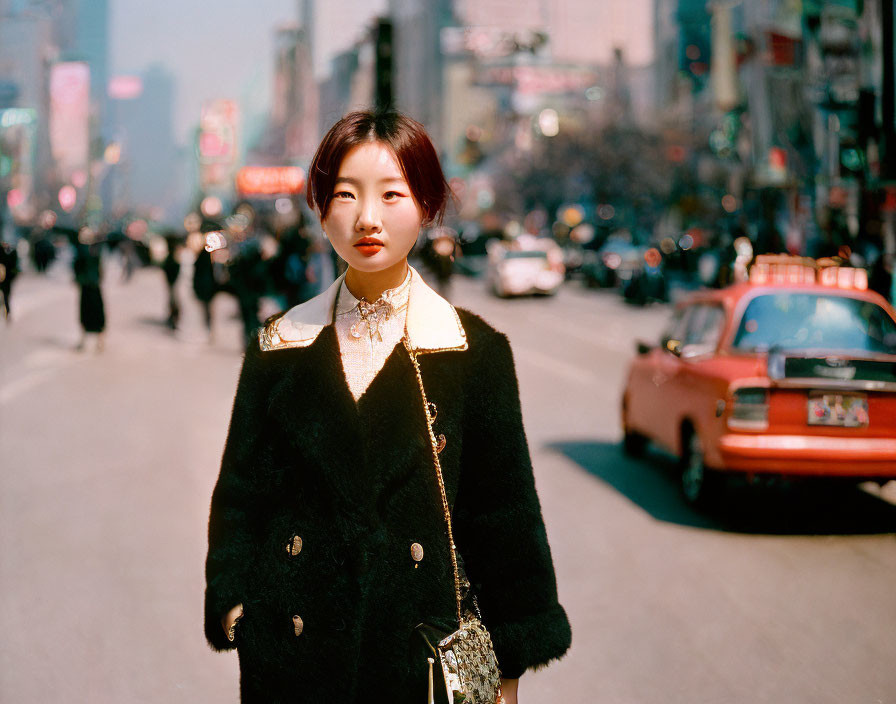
[0,0,110,224]
[652,0,895,259]
[106,64,181,220]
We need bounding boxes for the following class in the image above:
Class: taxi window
[682,304,726,348]
[660,308,688,345]
[732,293,896,354]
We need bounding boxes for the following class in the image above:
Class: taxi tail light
[728,387,769,430]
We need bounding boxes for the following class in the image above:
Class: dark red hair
[306,110,449,225]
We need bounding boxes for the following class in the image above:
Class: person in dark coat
[72,230,106,351]
[0,240,19,321]
[422,228,460,300]
[227,237,267,347]
[205,111,571,703]
[193,242,218,342]
[162,233,182,330]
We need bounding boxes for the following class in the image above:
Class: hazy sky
[110,0,386,143]
[110,0,650,145]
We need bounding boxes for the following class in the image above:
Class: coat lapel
[356,344,430,516]
[262,266,469,520]
[268,327,366,513]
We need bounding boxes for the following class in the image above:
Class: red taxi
[621,255,896,507]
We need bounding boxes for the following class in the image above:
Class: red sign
[236,167,305,196]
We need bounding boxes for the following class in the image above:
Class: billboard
[49,62,90,182]
[474,64,596,96]
[199,99,239,190]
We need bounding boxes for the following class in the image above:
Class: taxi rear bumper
[717,434,896,477]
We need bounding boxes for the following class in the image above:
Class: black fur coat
[204,276,571,703]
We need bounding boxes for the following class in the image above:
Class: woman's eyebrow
[334,176,406,185]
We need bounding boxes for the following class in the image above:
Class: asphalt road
[1,258,894,703]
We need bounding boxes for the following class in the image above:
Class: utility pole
[881,0,895,180]
[374,18,394,110]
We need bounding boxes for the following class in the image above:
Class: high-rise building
[108,64,181,218]
[0,0,55,222]
[0,0,111,219]
[251,2,319,165]
[389,0,454,145]
[55,0,110,135]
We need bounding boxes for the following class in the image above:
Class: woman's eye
[334,191,355,200]
[383,191,404,201]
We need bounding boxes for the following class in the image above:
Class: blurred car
[581,236,645,288]
[486,240,565,297]
[621,255,896,507]
[622,247,669,304]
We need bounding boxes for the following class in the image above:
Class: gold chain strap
[403,337,465,626]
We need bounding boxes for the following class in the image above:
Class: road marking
[0,368,56,405]
[1,346,86,405]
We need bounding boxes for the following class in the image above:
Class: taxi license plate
[807,393,869,427]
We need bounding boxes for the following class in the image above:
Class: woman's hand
[499,678,519,704]
[221,603,244,640]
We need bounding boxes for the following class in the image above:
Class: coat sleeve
[204,337,271,651]
[454,330,571,679]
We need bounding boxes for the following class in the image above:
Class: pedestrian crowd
[0,202,360,350]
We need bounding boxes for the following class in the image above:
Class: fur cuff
[489,604,572,679]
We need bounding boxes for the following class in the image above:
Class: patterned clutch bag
[414,615,502,704]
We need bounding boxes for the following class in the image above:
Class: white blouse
[333,268,412,401]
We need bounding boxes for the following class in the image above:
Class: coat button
[293,615,304,636]
[286,535,303,556]
[411,542,424,563]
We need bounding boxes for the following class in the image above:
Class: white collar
[334,267,412,317]
[259,265,467,354]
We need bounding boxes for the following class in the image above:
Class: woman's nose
[355,199,382,233]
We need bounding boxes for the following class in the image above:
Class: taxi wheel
[680,430,720,507]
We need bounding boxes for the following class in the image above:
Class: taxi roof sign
[748,254,867,290]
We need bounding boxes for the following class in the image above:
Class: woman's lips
[354,237,384,257]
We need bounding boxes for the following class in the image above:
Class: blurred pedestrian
[422,228,460,300]
[272,224,309,308]
[193,242,218,342]
[0,240,19,321]
[227,238,266,347]
[204,110,570,704]
[303,233,336,299]
[162,233,182,330]
[73,230,106,352]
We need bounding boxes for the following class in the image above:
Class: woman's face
[321,141,424,273]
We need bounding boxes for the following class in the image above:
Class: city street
[1,260,895,704]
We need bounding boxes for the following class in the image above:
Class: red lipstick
[354,236,384,257]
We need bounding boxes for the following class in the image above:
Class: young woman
[204,110,571,703]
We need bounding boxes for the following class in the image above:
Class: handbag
[404,337,503,704]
